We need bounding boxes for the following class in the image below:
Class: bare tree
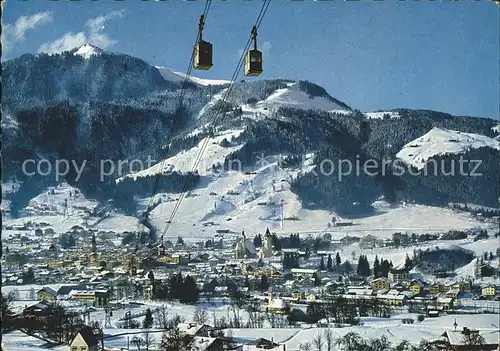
[313,332,324,351]
[156,305,169,328]
[369,335,392,351]
[142,331,153,351]
[417,339,454,351]
[193,308,208,325]
[299,341,312,351]
[275,314,288,328]
[266,313,277,328]
[130,335,144,351]
[460,328,485,346]
[335,332,366,350]
[393,340,419,351]
[228,305,243,328]
[324,329,334,351]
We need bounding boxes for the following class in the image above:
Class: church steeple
[259,228,273,259]
[91,233,97,253]
[265,228,271,237]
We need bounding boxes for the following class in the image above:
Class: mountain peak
[74,43,104,58]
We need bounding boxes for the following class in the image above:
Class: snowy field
[396,127,500,170]
[255,83,346,112]
[155,66,231,87]
[2,303,498,351]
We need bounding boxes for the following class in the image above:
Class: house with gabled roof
[36,286,57,301]
[68,326,99,351]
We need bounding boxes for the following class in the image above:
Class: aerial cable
[136,0,212,236]
[161,1,270,235]
[160,0,272,239]
[161,0,271,236]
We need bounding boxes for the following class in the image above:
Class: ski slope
[255,83,346,112]
[155,66,230,86]
[396,127,500,170]
[118,129,245,181]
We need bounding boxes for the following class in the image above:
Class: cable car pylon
[194,14,213,70]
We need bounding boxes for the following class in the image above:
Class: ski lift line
[137,1,212,234]
[143,0,212,213]
[160,0,270,231]
[160,0,271,239]
[162,0,270,230]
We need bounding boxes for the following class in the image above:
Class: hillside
[2,44,499,228]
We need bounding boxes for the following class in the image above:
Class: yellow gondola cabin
[244,26,263,76]
[194,15,213,70]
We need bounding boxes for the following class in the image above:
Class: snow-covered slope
[74,43,104,58]
[492,123,500,133]
[255,83,346,112]
[365,111,401,119]
[155,66,230,86]
[23,182,99,217]
[396,127,500,170]
[118,129,245,181]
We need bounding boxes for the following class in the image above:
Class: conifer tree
[373,256,381,278]
[327,254,333,271]
[143,308,153,328]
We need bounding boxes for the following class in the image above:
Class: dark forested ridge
[2,48,499,217]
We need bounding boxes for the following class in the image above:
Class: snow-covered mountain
[396,127,500,170]
[492,123,500,134]
[2,45,500,224]
[74,43,104,58]
[254,82,348,112]
[155,66,231,87]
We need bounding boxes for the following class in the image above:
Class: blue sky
[3,0,499,118]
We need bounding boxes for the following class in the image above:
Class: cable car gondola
[244,25,263,76]
[194,15,213,70]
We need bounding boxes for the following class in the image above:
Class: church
[258,228,273,259]
[234,228,274,259]
[234,231,256,259]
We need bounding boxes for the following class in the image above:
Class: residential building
[428,283,444,295]
[370,277,390,292]
[68,326,99,351]
[441,329,499,351]
[388,267,409,284]
[409,280,425,295]
[36,287,57,301]
[436,297,454,310]
[290,268,320,279]
[481,284,497,297]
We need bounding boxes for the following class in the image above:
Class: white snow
[117,129,245,181]
[94,214,141,233]
[3,303,497,351]
[142,159,489,240]
[155,66,230,87]
[396,127,500,170]
[23,182,98,217]
[365,111,401,119]
[492,123,500,133]
[74,43,104,59]
[197,88,228,119]
[329,109,352,115]
[255,83,346,112]
[1,114,19,130]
